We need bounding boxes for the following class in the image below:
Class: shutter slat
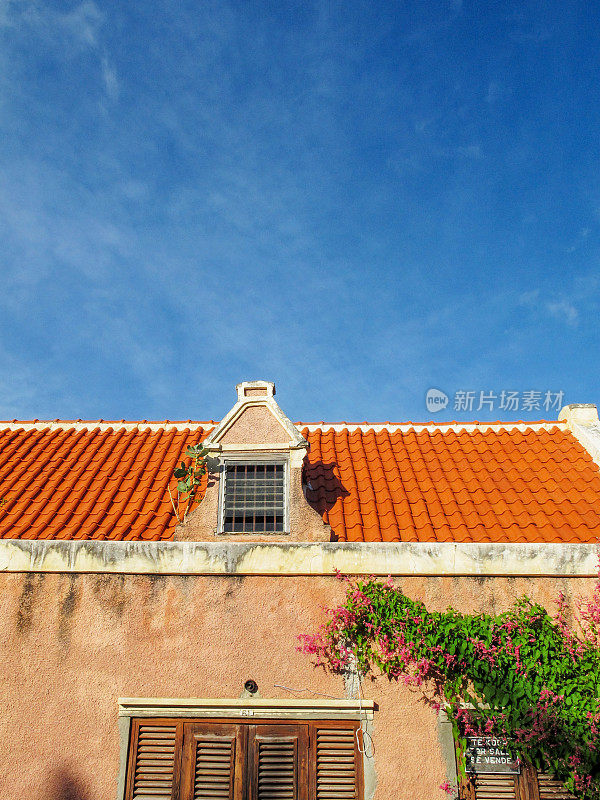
[132,723,177,800]
[315,728,358,800]
[135,766,173,773]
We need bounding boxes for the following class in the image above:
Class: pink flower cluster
[439,780,457,797]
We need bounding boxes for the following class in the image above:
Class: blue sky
[0,0,599,424]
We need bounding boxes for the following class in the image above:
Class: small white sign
[466,736,520,774]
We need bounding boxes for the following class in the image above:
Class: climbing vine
[169,444,209,523]
[299,572,600,798]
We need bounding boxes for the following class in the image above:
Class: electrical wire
[356,671,375,758]
[273,684,343,700]
[274,677,375,759]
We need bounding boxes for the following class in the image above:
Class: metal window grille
[222,462,286,533]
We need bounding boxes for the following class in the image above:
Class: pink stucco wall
[0,573,592,800]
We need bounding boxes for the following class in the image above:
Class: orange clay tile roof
[0,420,598,543]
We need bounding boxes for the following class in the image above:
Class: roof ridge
[0,421,215,432]
[300,421,564,433]
[0,419,564,434]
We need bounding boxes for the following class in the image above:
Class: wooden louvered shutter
[180,723,245,800]
[125,719,182,800]
[537,772,575,799]
[125,717,363,800]
[313,723,362,800]
[460,773,519,800]
[248,724,309,800]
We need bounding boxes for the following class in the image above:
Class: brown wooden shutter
[181,723,245,800]
[125,720,182,800]
[125,717,363,800]
[248,723,309,800]
[537,772,575,799]
[465,774,519,800]
[313,723,361,800]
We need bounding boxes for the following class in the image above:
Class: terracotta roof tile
[0,419,599,543]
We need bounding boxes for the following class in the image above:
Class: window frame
[217,456,290,535]
[122,716,364,800]
[117,698,374,800]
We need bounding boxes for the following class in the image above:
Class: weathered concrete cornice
[118,697,374,720]
[0,540,596,576]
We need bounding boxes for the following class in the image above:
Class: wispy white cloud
[0,0,103,48]
[510,25,553,45]
[0,0,116,103]
[388,141,484,175]
[517,289,540,306]
[566,227,590,253]
[0,341,60,419]
[456,144,483,160]
[101,54,118,101]
[0,158,135,285]
[59,0,103,47]
[517,275,600,329]
[486,81,512,105]
[546,300,578,326]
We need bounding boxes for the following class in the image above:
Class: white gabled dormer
[202,381,308,454]
[175,381,330,543]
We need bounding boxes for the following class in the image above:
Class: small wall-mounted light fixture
[244,679,259,695]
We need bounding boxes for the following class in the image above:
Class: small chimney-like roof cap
[559,404,599,427]
[236,380,275,401]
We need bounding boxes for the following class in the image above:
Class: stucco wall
[0,571,594,800]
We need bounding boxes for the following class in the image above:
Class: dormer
[203,380,307,454]
[175,381,331,542]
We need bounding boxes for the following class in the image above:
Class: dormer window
[188,380,329,542]
[219,459,288,533]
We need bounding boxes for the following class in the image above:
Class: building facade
[1,381,599,800]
